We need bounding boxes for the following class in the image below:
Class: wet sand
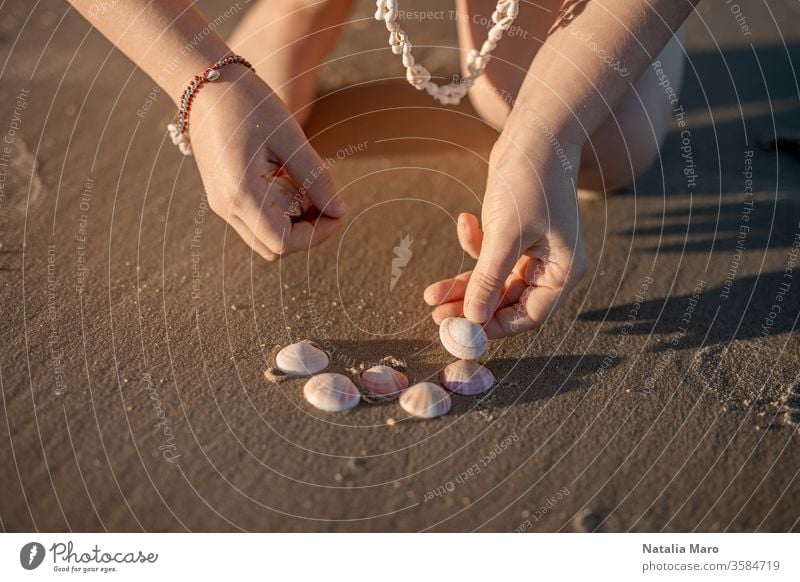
[1,0,799,531]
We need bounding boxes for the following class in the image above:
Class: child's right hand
[188,66,347,261]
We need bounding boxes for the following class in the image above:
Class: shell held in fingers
[440,360,495,396]
[275,341,329,376]
[399,382,452,419]
[360,365,409,399]
[303,373,360,412]
[439,317,488,360]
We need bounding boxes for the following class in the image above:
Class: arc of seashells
[303,373,361,412]
[399,382,452,419]
[374,0,521,105]
[439,317,489,360]
[275,341,329,376]
[440,360,495,396]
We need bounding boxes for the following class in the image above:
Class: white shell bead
[360,365,409,399]
[275,341,329,376]
[303,373,360,412]
[439,317,488,360]
[440,360,495,396]
[399,382,452,419]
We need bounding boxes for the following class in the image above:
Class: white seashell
[360,365,409,399]
[439,317,488,360]
[303,373,360,412]
[440,360,495,396]
[205,68,221,81]
[275,341,329,376]
[399,382,452,419]
[406,63,431,89]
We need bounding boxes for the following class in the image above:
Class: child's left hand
[424,134,588,338]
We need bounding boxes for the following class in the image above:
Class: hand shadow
[579,271,798,351]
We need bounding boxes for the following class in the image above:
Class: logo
[20,542,45,570]
[389,234,413,291]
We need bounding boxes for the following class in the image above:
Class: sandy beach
[1,0,799,532]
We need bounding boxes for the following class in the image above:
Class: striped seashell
[440,360,495,396]
[360,365,409,399]
[275,341,329,376]
[439,317,488,360]
[399,382,452,419]
[303,373,360,412]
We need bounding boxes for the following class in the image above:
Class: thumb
[463,231,519,323]
[275,124,348,218]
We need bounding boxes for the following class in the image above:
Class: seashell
[439,317,488,360]
[440,360,495,396]
[303,373,360,412]
[399,382,452,419]
[275,341,329,376]
[360,365,409,399]
[205,68,221,81]
[406,64,431,89]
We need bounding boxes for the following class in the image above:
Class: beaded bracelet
[166,54,255,156]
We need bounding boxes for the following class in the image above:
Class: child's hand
[189,68,347,261]
[424,135,587,338]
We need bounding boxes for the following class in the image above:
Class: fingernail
[465,300,488,323]
[332,197,348,215]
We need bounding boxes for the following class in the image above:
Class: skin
[427,0,697,338]
[68,0,697,337]
[67,0,348,261]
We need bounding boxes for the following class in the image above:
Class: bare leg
[228,0,355,126]
[456,0,686,195]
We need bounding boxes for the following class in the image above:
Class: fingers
[229,217,279,262]
[457,213,482,260]
[432,301,464,324]
[491,285,567,338]
[463,230,520,323]
[236,177,344,257]
[488,254,588,338]
[424,271,471,306]
[272,124,348,219]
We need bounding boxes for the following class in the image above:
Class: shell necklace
[374,0,521,105]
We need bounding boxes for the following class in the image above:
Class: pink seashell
[440,360,495,396]
[303,373,360,412]
[399,382,452,419]
[360,365,409,399]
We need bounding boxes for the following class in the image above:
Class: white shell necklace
[374,0,521,105]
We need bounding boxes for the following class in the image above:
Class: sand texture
[0,0,799,531]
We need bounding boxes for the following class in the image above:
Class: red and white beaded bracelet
[166,54,255,156]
